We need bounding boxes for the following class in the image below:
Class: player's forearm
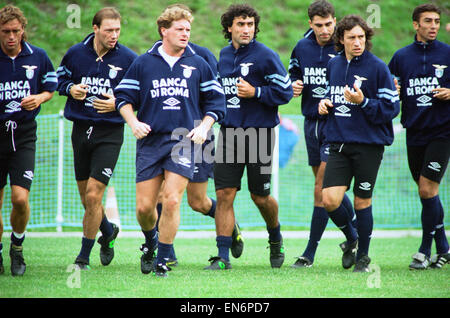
[37,91,54,104]
[200,115,215,130]
[119,103,139,127]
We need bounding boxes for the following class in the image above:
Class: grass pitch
[0,235,448,299]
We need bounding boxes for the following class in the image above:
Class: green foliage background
[3,0,450,115]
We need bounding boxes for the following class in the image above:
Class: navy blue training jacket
[218,40,293,128]
[57,33,138,125]
[324,50,400,146]
[289,28,337,120]
[388,37,450,146]
[0,41,57,122]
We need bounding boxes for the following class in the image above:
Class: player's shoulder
[391,43,415,60]
[434,39,450,51]
[117,43,139,60]
[23,42,49,57]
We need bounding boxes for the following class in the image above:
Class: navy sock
[156,203,162,231]
[216,236,232,262]
[355,206,373,260]
[433,196,449,254]
[10,232,25,247]
[169,245,177,260]
[302,206,328,262]
[99,215,113,238]
[419,196,440,257]
[78,237,95,261]
[267,223,282,242]
[328,204,358,243]
[0,242,3,254]
[142,227,158,248]
[206,198,216,218]
[341,194,357,228]
[156,241,172,266]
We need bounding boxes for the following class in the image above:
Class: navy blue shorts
[0,120,37,191]
[191,137,215,183]
[407,138,450,183]
[71,122,124,185]
[304,118,329,166]
[136,132,197,183]
[323,143,384,199]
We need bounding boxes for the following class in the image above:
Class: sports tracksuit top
[114,41,226,134]
[289,28,337,120]
[324,50,400,146]
[57,33,138,125]
[388,37,450,146]
[0,41,57,123]
[218,39,293,129]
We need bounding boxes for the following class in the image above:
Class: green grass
[0,236,448,298]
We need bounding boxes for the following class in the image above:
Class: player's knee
[187,196,204,212]
[216,188,234,202]
[10,193,29,211]
[354,197,372,210]
[418,186,438,199]
[322,193,340,212]
[163,195,181,213]
[84,189,102,208]
[250,193,269,208]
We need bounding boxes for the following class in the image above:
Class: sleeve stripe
[200,80,221,88]
[42,78,58,84]
[200,85,224,94]
[115,84,140,90]
[376,93,400,103]
[120,79,140,85]
[205,111,218,121]
[377,88,398,96]
[57,66,72,77]
[265,73,292,89]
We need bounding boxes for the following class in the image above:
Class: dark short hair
[308,0,335,20]
[412,3,441,22]
[0,5,27,41]
[221,4,260,40]
[92,7,121,27]
[334,15,374,52]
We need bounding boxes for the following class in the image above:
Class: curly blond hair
[157,4,194,38]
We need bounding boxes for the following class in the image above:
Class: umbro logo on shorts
[359,182,371,191]
[263,182,271,190]
[427,162,441,172]
[102,168,113,178]
[23,170,34,181]
[178,157,191,168]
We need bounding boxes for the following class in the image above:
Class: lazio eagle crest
[433,64,447,79]
[354,75,368,89]
[108,64,123,79]
[23,65,38,80]
[240,63,253,76]
[181,64,196,78]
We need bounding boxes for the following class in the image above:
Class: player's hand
[70,84,88,100]
[187,122,209,144]
[93,93,116,113]
[292,79,304,97]
[394,78,401,96]
[130,119,151,140]
[432,87,450,100]
[318,98,333,115]
[344,84,364,105]
[236,77,256,98]
[21,94,44,111]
